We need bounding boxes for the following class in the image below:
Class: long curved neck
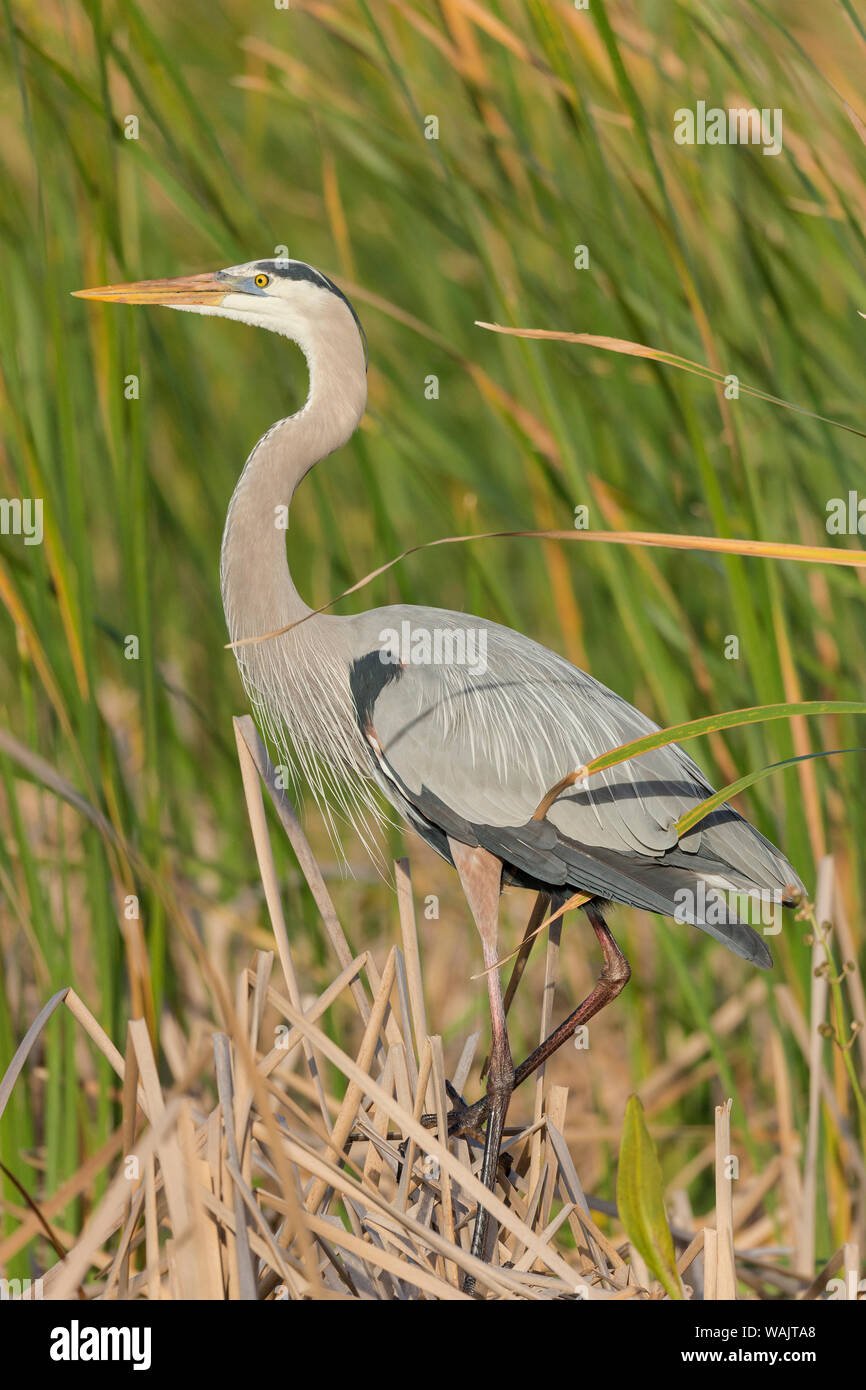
[220,305,367,643]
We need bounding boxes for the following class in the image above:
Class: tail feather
[479,819,794,970]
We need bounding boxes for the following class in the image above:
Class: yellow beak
[72,271,227,306]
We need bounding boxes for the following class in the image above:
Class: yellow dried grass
[0,716,861,1300]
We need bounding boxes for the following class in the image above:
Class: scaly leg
[447,902,631,1139]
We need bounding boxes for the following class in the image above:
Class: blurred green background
[1,0,864,1280]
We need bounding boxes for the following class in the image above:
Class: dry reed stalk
[713,1099,737,1299]
[1,719,859,1301]
[798,857,833,1274]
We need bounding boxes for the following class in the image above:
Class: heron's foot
[448,1096,489,1142]
[415,1078,488,1142]
[418,1094,490,1142]
[397,1083,487,1179]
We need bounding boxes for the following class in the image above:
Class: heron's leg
[447,837,512,1285]
[446,903,630,1135]
[512,903,630,1088]
[480,891,550,1081]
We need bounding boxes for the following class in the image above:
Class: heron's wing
[347,608,804,968]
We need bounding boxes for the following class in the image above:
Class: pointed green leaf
[584,701,866,778]
[617,1095,682,1300]
[675,747,866,836]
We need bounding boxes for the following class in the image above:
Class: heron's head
[74,257,367,363]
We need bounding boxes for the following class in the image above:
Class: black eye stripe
[254,259,326,287]
[252,259,368,368]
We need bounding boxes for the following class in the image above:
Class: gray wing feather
[346,606,805,968]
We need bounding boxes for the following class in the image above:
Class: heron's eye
[254,273,269,288]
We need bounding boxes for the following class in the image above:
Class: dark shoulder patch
[349,650,403,732]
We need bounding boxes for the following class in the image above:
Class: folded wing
[347,607,805,969]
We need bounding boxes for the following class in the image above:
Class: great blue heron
[75,258,804,1280]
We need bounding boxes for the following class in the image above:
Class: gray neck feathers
[220,299,367,642]
[218,297,380,845]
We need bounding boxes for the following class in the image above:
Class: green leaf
[675,747,866,836]
[583,701,866,777]
[617,1095,682,1300]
